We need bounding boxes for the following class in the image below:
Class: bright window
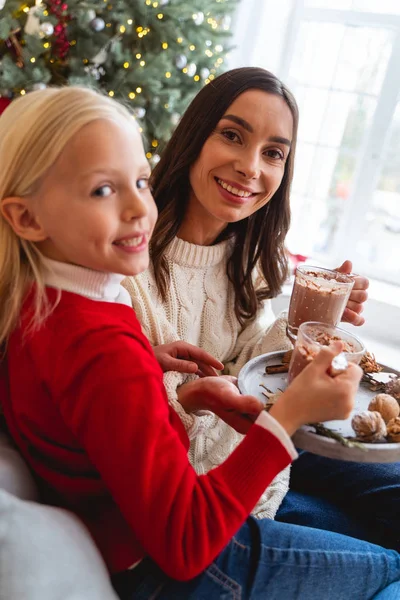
[231,0,400,285]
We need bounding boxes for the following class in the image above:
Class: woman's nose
[234,152,260,180]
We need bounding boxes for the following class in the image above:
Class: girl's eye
[265,149,285,160]
[137,178,150,190]
[92,185,113,198]
[221,130,241,143]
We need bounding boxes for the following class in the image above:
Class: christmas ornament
[175,54,187,69]
[220,15,231,30]
[171,112,180,126]
[92,48,108,65]
[31,82,47,90]
[200,67,210,79]
[40,22,54,36]
[186,62,197,77]
[24,6,41,36]
[192,12,204,26]
[368,394,400,424]
[134,107,146,119]
[85,65,101,80]
[47,0,70,60]
[90,17,105,32]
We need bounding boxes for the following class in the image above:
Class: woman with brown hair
[123,66,387,538]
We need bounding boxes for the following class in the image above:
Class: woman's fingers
[341,307,365,326]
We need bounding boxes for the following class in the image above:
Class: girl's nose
[122,192,148,222]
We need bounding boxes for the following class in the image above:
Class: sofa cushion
[0,489,118,599]
[0,433,38,501]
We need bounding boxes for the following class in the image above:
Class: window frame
[231,0,400,284]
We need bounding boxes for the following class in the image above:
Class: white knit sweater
[123,236,293,519]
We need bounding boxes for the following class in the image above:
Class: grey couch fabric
[0,434,38,501]
[0,434,118,600]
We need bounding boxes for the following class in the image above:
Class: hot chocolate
[287,322,364,383]
[288,343,315,383]
[287,266,354,342]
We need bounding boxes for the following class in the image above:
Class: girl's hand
[335,260,369,326]
[153,342,224,376]
[269,342,362,436]
[177,376,263,434]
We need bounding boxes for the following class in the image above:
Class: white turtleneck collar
[41,257,132,307]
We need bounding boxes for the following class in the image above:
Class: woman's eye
[221,130,240,143]
[265,149,284,160]
[137,178,150,190]
[92,185,113,198]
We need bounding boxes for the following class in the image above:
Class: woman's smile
[215,177,258,205]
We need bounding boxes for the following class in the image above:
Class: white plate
[238,351,400,463]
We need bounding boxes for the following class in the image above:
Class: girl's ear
[1,197,48,242]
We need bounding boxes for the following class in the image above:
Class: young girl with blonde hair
[1,86,400,599]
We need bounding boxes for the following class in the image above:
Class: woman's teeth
[115,235,145,247]
[217,178,252,198]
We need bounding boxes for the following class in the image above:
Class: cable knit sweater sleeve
[224,303,293,378]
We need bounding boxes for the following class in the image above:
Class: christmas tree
[0,0,238,156]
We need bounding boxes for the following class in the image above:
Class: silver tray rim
[238,350,400,463]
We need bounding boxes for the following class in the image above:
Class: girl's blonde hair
[0,86,135,347]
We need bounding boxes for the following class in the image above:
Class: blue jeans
[283,452,400,550]
[111,517,400,599]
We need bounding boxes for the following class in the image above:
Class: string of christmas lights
[0,0,238,153]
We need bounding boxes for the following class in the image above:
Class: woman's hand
[335,260,369,326]
[153,341,224,376]
[270,342,362,436]
[177,376,264,434]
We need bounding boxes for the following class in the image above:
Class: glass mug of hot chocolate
[288,321,365,384]
[287,266,355,343]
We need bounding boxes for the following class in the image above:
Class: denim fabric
[288,451,400,550]
[112,517,400,599]
[276,489,383,545]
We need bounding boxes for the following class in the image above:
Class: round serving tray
[238,351,400,463]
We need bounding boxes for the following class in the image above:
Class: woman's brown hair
[150,67,299,323]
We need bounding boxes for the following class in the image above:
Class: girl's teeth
[217,179,252,198]
[116,236,144,247]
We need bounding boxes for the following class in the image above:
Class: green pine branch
[0,0,239,151]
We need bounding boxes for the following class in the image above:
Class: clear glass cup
[288,321,365,384]
[287,265,355,343]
